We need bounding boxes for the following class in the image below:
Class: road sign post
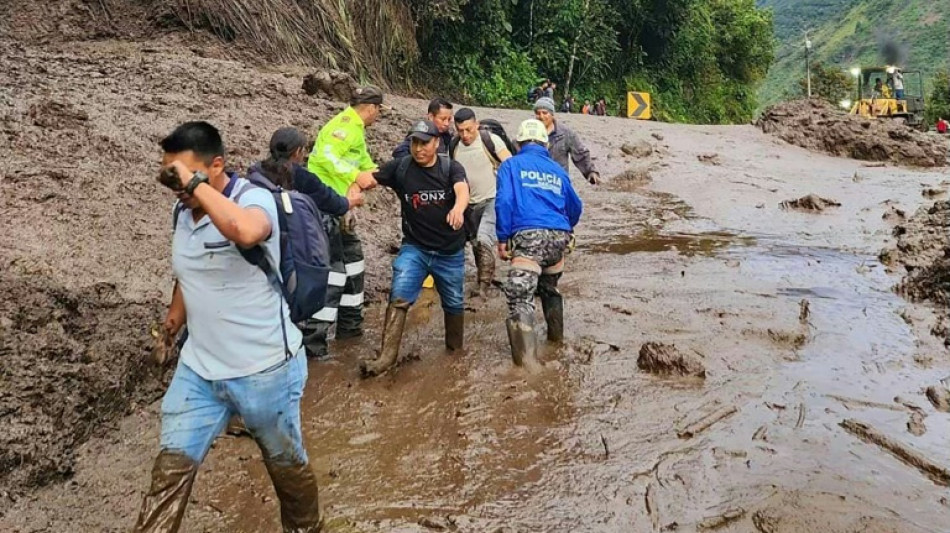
[627,91,652,120]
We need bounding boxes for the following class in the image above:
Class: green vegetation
[758,0,950,109]
[798,62,855,107]
[167,0,774,124]
[414,0,775,124]
[926,70,950,124]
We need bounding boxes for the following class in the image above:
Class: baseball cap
[408,120,439,142]
[350,85,384,106]
[516,119,549,144]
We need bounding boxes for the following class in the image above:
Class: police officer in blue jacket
[495,119,583,371]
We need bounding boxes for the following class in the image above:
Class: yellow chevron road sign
[627,91,652,120]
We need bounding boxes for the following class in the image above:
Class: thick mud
[0,37,411,508]
[757,99,949,168]
[3,37,950,533]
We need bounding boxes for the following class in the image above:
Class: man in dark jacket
[495,119,583,372]
[392,98,454,159]
[533,97,600,185]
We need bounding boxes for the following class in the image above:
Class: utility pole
[805,32,813,98]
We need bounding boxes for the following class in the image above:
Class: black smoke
[879,38,907,66]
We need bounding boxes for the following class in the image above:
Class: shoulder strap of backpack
[233,180,293,358]
[396,155,413,183]
[479,129,501,165]
[437,153,451,178]
[449,135,461,159]
[172,201,184,231]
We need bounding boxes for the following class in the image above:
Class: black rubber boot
[132,451,199,533]
[444,312,464,351]
[505,318,542,373]
[263,460,323,533]
[538,274,564,342]
[360,300,410,377]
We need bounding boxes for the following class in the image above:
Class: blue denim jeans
[391,243,465,315]
[160,351,308,466]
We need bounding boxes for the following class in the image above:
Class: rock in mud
[637,342,705,378]
[925,385,950,413]
[620,140,654,158]
[756,99,948,168]
[302,69,357,102]
[779,194,841,211]
[697,153,721,165]
[907,412,927,436]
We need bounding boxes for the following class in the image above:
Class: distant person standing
[937,118,948,134]
[560,95,575,113]
[533,97,600,185]
[892,68,905,100]
[581,100,591,115]
[543,82,556,100]
[594,98,607,116]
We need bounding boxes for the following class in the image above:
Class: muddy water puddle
[584,230,756,257]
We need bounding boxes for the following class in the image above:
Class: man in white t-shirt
[450,108,512,295]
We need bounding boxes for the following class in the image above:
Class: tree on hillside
[798,62,854,107]
[925,69,950,125]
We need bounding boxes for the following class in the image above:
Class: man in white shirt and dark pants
[450,108,512,296]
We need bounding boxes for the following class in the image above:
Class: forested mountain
[758,0,950,106]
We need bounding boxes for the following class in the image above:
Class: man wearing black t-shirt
[359,120,470,377]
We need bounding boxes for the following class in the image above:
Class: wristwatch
[184,171,210,195]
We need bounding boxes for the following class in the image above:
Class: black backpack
[449,119,518,164]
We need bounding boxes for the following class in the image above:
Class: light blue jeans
[160,351,308,466]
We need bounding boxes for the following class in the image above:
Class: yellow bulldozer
[848,66,927,131]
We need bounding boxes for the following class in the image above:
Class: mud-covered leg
[503,266,542,372]
[132,451,199,533]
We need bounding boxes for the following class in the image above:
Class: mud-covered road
[3,38,950,533]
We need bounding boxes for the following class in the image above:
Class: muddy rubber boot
[476,243,497,296]
[132,451,199,533]
[263,460,323,533]
[360,300,409,377]
[444,312,464,352]
[540,293,564,342]
[506,318,542,373]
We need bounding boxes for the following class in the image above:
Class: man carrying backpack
[533,97,600,185]
[392,97,454,159]
[304,86,384,359]
[358,120,470,377]
[449,108,513,296]
[135,122,321,532]
[496,119,583,373]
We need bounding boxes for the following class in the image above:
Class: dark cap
[408,120,439,141]
[268,127,308,159]
[350,85,384,106]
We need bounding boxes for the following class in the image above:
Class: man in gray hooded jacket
[532,97,600,185]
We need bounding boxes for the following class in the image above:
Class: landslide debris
[0,270,165,499]
[637,342,706,378]
[756,99,948,168]
[302,70,358,102]
[885,202,950,345]
[780,194,841,211]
